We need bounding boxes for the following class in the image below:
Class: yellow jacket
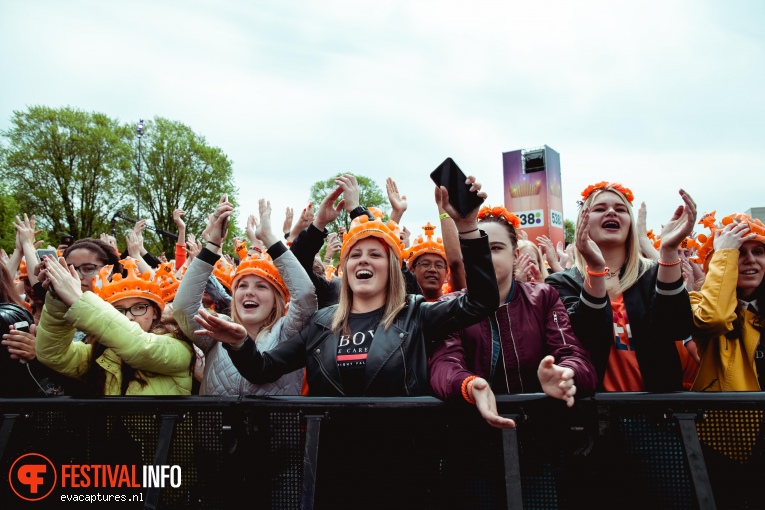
[690,249,761,391]
[37,292,193,395]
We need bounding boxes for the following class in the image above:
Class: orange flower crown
[340,214,404,266]
[405,222,447,266]
[232,252,290,302]
[477,206,521,229]
[94,258,165,311]
[155,262,181,303]
[212,259,235,292]
[580,182,634,205]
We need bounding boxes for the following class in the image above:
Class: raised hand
[282,207,294,236]
[43,256,84,306]
[658,190,698,251]
[713,221,757,252]
[206,195,234,247]
[537,235,563,273]
[575,207,606,270]
[172,209,186,230]
[438,175,487,239]
[386,177,407,223]
[336,174,360,212]
[537,355,577,407]
[313,188,345,232]
[255,198,280,248]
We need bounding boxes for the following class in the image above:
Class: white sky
[2,0,764,241]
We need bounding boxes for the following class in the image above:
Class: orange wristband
[461,375,478,405]
[584,266,609,288]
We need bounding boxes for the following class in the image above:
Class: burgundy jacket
[429,281,597,400]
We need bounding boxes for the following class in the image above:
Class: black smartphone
[13,321,30,333]
[429,157,485,218]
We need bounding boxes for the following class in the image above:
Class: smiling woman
[207,175,498,398]
[546,181,697,393]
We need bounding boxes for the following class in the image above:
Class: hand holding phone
[430,158,485,219]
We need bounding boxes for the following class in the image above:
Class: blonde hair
[517,240,549,280]
[574,188,650,294]
[331,243,406,335]
[230,279,286,339]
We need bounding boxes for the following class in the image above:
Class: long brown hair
[0,264,24,308]
[331,243,406,335]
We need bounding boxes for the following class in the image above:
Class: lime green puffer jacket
[37,292,193,395]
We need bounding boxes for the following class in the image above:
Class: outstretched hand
[42,256,84,307]
[193,308,248,348]
[575,208,606,269]
[472,377,516,429]
[538,355,577,407]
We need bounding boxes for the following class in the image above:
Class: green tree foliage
[564,219,575,245]
[0,182,21,251]
[127,117,240,256]
[1,105,133,242]
[308,173,387,235]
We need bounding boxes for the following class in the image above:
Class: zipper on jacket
[500,308,522,393]
[399,345,411,396]
[313,350,345,395]
[553,311,568,345]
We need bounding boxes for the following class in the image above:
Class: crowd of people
[1,173,764,506]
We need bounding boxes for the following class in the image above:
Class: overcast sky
[2,0,763,242]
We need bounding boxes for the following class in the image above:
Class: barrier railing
[1,393,764,509]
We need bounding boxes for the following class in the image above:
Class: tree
[564,219,575,245]
[0,182,21,251]
[125,117,240,255]
[308,173,387,234]
[1,106,133,242]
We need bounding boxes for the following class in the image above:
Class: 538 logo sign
[512,209,544,227]
[550,210,563,228]
[9,453,57,501]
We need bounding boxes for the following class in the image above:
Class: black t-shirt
[337,307,384,396]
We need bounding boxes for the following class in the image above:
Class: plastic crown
[93,258,165,311]
[212,259,235,292]
[155,262,181,303]
[340,214,404,266]
[232,252,289,302]
[406,222,447,266]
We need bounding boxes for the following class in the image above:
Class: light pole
[136,119,145,219]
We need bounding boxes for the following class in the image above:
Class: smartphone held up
[430,157,485,218]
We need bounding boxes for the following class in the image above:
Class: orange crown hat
[212,259,235,292]
[19,259,28,280]
[580,182,634,204]
[406,222,447,266]
[155,262,181,303]
[232,252,290,302]
[477,206,521,229]
[690,211,765,271]
[93,258,165,311]
[340,214,404,266]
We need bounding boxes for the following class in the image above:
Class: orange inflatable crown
[406,222,447,267]
[212,259,235,292]
[155,262,181,303]
[340,214,404,266]
[232,253,289,302]
[94,258,165,311]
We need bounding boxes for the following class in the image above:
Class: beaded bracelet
[461,375,478,405]
[657,258,682,267]
[439,212,450,220]
[584,265,609,288]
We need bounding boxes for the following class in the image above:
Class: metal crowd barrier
[1,393,764,509]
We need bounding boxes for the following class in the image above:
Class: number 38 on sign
[511,210,544,227]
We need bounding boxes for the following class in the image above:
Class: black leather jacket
[546,264,690,392]
[226,233,499,396]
